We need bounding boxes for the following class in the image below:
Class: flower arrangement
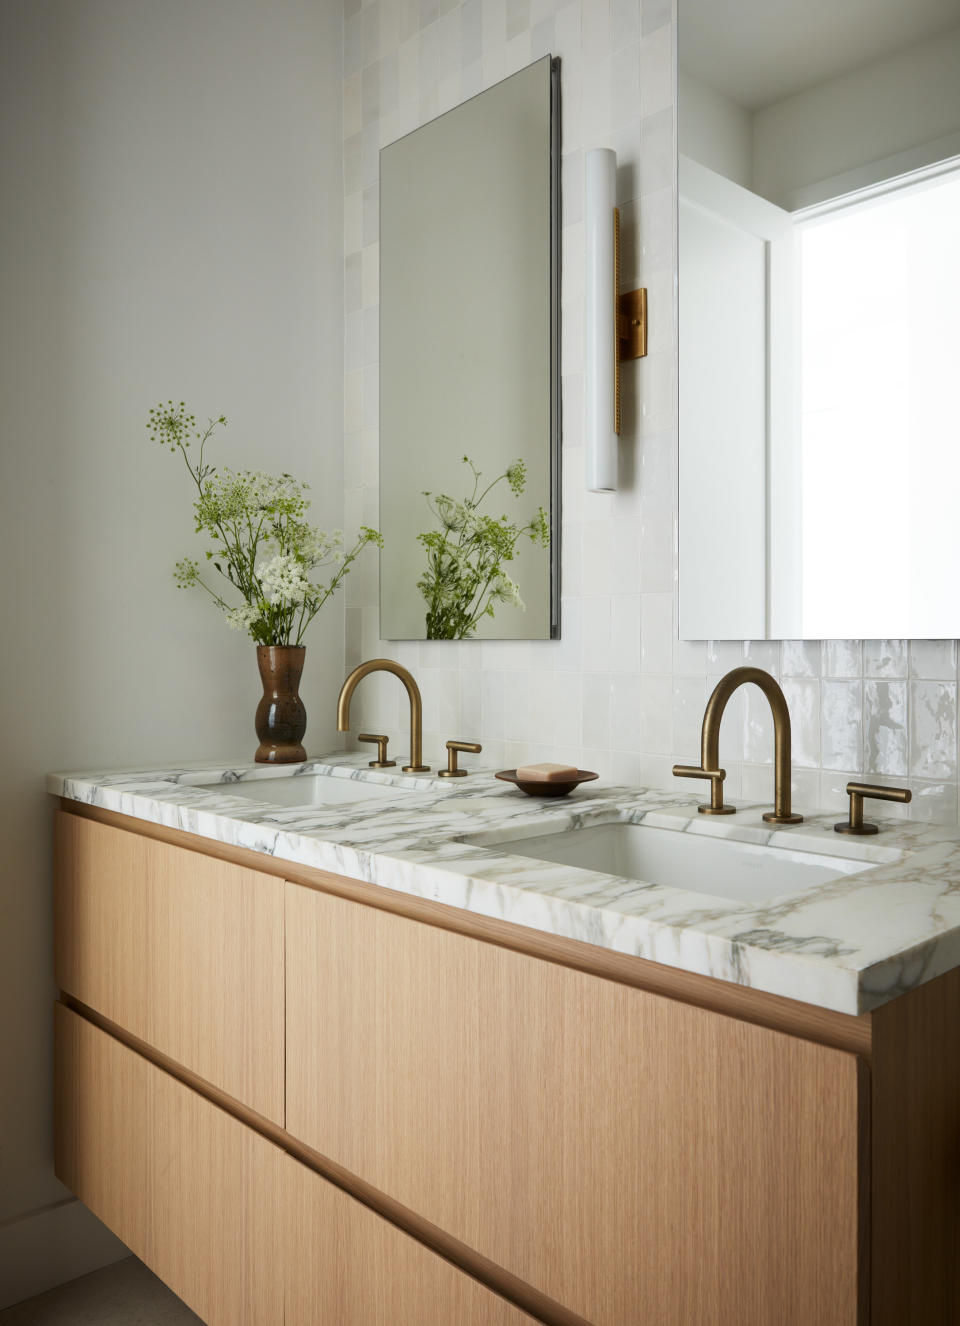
[417,456,549,640]
[148,401,381,647]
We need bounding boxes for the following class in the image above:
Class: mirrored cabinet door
[679,0,960,639]
[379,56,560,642]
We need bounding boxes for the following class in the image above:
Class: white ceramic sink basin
[196,773,413,809]
[473,821,893,904]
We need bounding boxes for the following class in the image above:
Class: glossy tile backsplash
[341,0,960,825]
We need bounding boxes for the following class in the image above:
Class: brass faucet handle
[357,733,396,769]
[835,781,911,836]
[438,740,483,778]
[672,764,735,816]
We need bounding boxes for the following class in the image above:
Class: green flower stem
[190,573,234,614]
[149,401,381,647]
[417,456,548,639]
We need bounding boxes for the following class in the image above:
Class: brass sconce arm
[613,208,647,436]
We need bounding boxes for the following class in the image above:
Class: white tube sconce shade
[585,148,618,492]
[584,148,648,494]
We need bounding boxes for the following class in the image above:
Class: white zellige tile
[342,0,959,826]
[910,682,958,781]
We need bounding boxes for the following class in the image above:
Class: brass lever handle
[672,764,734,816]
[835,781,911,835]
[357,733,396,769]
[438,740,482,778]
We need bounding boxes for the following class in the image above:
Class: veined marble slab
[48,752,960,1016]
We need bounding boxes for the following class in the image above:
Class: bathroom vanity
[49,758,960,1325]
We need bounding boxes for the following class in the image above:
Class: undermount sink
[196,772,414,809]
[469,820,895,905]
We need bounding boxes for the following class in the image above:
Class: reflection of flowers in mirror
[417,455,549,640]
[148,401,382,646]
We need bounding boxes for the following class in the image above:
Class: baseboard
[0,1198,128,1310]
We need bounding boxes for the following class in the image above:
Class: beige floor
[0,1257,202,1325]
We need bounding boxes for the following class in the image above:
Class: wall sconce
[585,148,647,492]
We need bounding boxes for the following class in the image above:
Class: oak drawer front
[55,811,284,1122]
[285,1155,540,1325]
[286,884,866,1326]
[55,1004,284,1325]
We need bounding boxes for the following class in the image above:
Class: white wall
[754,26,960,207]
[678,68,752,188]
[0,0,344,1304]
[344,0,960,827]
[681,28,960,210]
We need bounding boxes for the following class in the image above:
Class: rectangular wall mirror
[379,55,560,641]
[679,0,960,640]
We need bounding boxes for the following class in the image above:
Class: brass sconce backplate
[613,207,647,435]
[619,288,647,360]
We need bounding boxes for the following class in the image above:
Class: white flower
[492,573,524,611]
[257,553,310,606]
[245,471,306,512]
[224,603,258,631]
[434,496,474,532]
[298,527,344,568]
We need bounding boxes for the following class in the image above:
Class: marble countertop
[48,753,960,1017]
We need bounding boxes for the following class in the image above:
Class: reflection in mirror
[678,0,960,639]
[379,56,559,641]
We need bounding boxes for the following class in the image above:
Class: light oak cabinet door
[55,1004,283,1325]
[55,810,284,1122]
[286,884,867,1326]
[285,1156,540,1325]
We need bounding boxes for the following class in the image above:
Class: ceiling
[680,0,960,109]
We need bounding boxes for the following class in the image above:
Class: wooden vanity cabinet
[55,810,284,1123]
[55,1001,534,1326]
[53,804,960,1325]
[285,1156,540,1325]
[55,1003,284,1325]
[286,883,865,1326]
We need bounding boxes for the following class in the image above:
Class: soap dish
[495,769,599,798]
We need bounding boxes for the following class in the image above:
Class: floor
[0,1257,202,1325]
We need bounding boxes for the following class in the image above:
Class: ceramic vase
[255,645,307,763]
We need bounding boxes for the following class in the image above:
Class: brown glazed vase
[254,645,307,763]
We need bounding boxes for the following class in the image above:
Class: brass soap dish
[495,769,599,798]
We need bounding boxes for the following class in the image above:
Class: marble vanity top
[48,754,960,1017]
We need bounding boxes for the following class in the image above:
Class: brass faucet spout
[337,658,429,773]
[700,666,802,825]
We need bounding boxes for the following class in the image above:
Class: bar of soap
[515,762,578,782]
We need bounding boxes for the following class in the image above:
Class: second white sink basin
[197,773,413,809]
[471,821,893,904]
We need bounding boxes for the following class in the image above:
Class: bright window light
[798,168,960,637]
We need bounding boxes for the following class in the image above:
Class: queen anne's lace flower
[433,496,472,532]
[492,573,524,611]
[417,456,547,639]
[150,401,381,645]
[246,471,307,515]
[224,604,258,631]
[173,557,200,588]
[258,554,310,606]
[298,527,344,567]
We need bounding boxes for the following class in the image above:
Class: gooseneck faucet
[673,666,803,825]
[337,659,430,773]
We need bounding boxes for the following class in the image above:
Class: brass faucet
[337,659,430,773]
[673,666,803,825]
